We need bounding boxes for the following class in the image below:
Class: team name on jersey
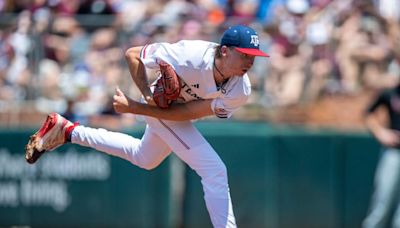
[182,82,202,100]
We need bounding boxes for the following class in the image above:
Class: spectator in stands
[335,2,396,93]
[262,1,309,107]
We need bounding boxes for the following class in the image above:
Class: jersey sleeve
[210,77,251,119]
[139,43,174,69]
[140,42,187,70]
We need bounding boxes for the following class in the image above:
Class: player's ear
[220,45,228,56]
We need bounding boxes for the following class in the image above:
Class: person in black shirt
[363,84,400,228]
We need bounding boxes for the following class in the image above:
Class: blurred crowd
[0,0,400,127]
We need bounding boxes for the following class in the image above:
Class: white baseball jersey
[140,40,251,119]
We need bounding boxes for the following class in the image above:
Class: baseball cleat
[25,113,78,164]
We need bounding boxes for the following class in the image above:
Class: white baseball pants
[71,116,237,228]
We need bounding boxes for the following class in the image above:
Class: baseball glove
[153,61,181,109]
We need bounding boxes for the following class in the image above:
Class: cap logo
[250,35,259,47]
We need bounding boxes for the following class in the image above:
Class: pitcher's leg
[71,125,171,170]
[146,118,236,228]
[184,142,236,228]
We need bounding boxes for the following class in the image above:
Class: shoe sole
[25,113,58,164]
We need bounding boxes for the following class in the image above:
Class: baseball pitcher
[25,25,269,228]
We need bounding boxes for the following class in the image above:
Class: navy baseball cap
[220,25,269,57]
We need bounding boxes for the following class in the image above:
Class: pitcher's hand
[113,87,136,114]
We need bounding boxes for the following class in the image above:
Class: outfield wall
[0,122,380,228]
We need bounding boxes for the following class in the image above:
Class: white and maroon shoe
[25,113,78,164]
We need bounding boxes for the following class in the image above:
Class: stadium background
[0,0,399,227]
